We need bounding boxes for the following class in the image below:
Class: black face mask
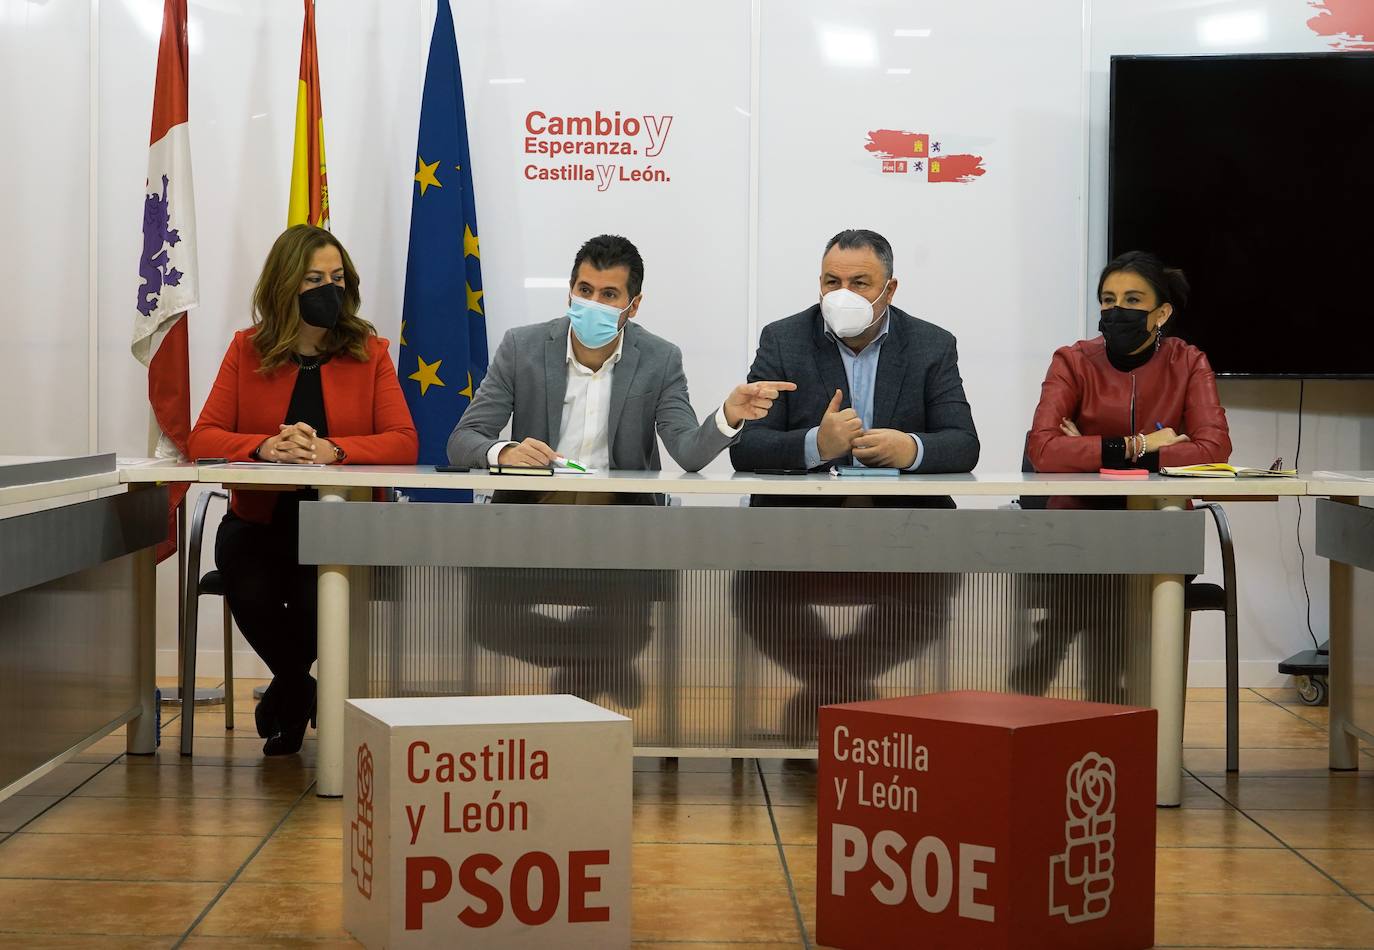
[1098,305,1156,357]
[299,283,345,330]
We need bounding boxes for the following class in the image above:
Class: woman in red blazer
[189,225,417,755]
[1014,252,1232,702]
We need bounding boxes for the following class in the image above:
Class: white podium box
[343,695,632,949]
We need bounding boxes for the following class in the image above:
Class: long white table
[0,454,122,508]
[122,463,1308,499]
[115,463,1303,805]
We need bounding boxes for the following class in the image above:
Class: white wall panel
[451,0,754,453]
[0,0,92,456]
[756,0,1088,477]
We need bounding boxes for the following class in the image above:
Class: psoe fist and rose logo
[1049,751,1117,925]
[351,743,375,900]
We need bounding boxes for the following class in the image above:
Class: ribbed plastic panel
[359,568,1151,753]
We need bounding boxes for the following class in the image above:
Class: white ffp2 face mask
[820,285,890,338]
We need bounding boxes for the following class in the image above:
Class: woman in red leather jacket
[1013,252,1232,700]
[189,226,417,755]
[1028,251,1231,473]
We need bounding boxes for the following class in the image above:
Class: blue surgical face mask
[566,295,633,348]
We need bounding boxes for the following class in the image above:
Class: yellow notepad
[1160,463,1297,478]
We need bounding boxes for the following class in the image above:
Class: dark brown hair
[1097,251,1190,312]
[251,225,374,372]
[570,234,645,298]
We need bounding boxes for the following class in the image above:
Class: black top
[270,354,332,524]
[283,353,330,437]
[1104,335,1161,374]
[1100,337,1162,469]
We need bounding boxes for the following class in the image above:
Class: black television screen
[1109,54,1374,378]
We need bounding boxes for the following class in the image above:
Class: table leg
[1329,497,1359,771]
[127,543,158,755]
[316,488,352,798]
[1146,496,1189,807]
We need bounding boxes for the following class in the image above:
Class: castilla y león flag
[131,0,198,560]
[288,0,329,228]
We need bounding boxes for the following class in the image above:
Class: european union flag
[398,0,486,492]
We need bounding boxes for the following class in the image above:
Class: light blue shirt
[804,318,924,470]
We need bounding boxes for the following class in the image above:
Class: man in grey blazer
[447,234,791,706]
[731,229,979,739]
[449,235,790,480]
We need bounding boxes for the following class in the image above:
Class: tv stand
[1279,641,1329,707]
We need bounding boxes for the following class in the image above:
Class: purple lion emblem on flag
[137,173,184,317]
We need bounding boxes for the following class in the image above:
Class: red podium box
[817,690,1156,950]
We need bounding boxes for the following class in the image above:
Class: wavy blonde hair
[250,225,375,372]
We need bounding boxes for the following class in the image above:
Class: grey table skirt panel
[297,502,1198,754]
[0,487,166,796]
[298,502,1203,575]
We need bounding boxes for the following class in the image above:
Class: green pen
[561,458,588,472]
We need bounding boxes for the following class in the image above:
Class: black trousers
[466,494,660,707]
[732,572,957,695]
[1012,573,1198,704]
[214,505,318,682]
[470,569,653,666]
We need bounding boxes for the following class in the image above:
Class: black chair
[1020,434,1240,771]
[1185,502,1240,773]
[180,488,236,755]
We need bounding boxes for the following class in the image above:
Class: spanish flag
[288,0,329,227]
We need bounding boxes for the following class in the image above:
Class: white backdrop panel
[756,0,1087,476]
[452,0,753,451]
[0,0,92,456]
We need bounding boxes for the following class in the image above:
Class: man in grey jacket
[731,229,979,740]
[447,234,791,706]
[449,234,790,478]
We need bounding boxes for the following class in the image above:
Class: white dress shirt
[487,329,740,467]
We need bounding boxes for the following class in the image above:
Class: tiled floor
[2,681,1374,947]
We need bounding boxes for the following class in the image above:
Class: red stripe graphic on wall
[1307,0,1374,50]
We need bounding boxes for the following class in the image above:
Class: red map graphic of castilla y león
[864,129,986,184]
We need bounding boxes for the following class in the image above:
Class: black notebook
[490,463,554,476]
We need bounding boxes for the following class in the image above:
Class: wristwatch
[332,444,346,463]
